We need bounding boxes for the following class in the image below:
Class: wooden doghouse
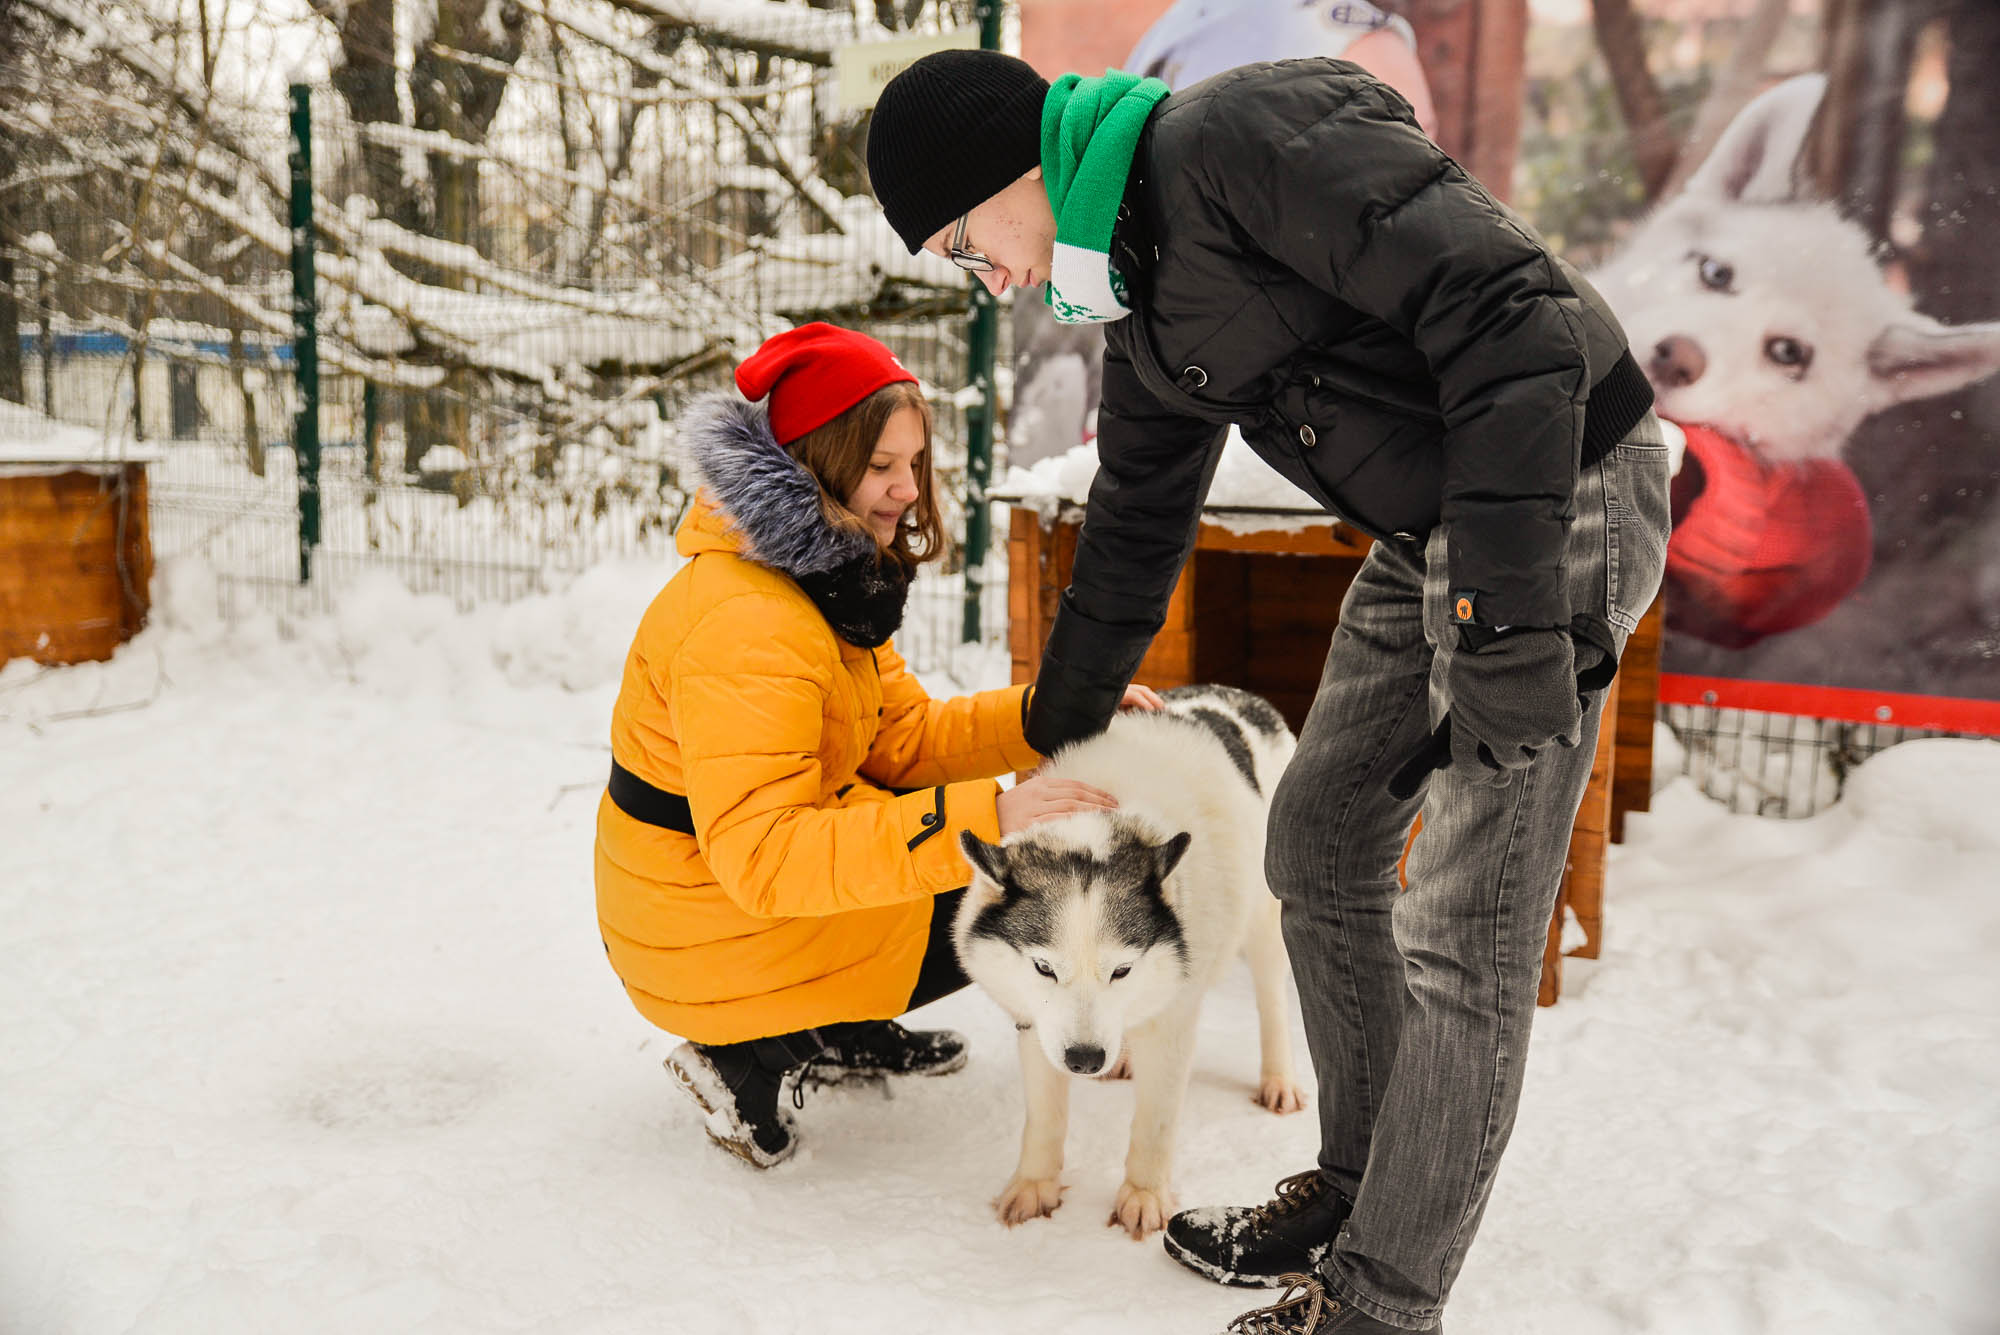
[1005,503,1662,1005]
[0,427,157,669]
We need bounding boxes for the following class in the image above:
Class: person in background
[1127,0,1437,137]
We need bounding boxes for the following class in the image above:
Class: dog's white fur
[1592,73,2000,464]
[955,697,1304,1239]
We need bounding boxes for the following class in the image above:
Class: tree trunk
[0,2,23,408]
[1907,0,1995,321]
[1662,0,1795,198]
[311,0,524,473]
[1804,0,1936,244]
[38,263,54,415]
[1405,0,1530,202]
[1589,0,1676,200]
[402,0,525,470]
[0,212,22,406]
[315,0,427,236]
[228,319,264,477]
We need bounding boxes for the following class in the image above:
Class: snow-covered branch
[524,0,848,230]
[599,0,881,66]
[424,37,814,104]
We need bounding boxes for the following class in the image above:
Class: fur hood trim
[679,392,876,577]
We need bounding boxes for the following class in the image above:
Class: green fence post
[289,83,321,583]
[961,0,1007,644]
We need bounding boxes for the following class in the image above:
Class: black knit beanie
[866,49,1050,255]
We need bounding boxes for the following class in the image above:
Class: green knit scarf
[1040,70,1170,325]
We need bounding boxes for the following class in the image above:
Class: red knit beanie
[733,323,919,446]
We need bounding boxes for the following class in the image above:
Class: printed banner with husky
[1012,0,2000,733]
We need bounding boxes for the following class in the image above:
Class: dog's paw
[1108,1181,1175,1239]
[1098,1051,1133,1081]
[994,1175,1064,1226]
[1255,1074,1308,1115]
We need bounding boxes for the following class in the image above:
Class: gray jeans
[1266,414,1671,1329]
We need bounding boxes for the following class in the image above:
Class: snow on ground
[3,556,1998,1334]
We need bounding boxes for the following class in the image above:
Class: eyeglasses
[946,212,994,273]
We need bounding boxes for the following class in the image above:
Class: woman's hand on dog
[996,774,1119,836]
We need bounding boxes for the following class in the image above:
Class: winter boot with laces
[665,1029,826,1169]
[800,1019,969,1089]
[1220,1272,1440,1334]
[1164,1170,1356,1288]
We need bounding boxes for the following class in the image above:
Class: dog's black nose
[1651,335,1707,389]
[1063,1044,1106,1075]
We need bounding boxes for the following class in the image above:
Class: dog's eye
[1033,960,1057,980]
[1110,965,1132,982]
[1765,336,1813,377]
[1695,255,1735,292]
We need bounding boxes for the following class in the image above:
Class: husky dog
[1591,73,2000,465]
[955,685,1307,1240]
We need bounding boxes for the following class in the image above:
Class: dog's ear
[1684,72,1826,205]
[959,831,1009,895]
[1868,317,2000,407]
[1152,831,1193,885]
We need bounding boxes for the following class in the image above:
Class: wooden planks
[1610,597,1664,844]
[0,465,153,668]
[1541,674,1621,1006]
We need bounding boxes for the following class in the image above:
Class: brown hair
[785,380,948,569]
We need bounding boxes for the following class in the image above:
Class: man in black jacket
[869,51,1669,1334]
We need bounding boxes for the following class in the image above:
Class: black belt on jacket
[607,759,695,834]
[1579,349,1653,471]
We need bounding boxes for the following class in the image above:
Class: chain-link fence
[3,0,1011,677]
[1660,704,1984,820]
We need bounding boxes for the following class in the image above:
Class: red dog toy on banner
[1664,423,1873,650]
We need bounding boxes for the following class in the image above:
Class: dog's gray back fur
[1154,684,1292,796]
[1156,685,1287,795]
[680,392,875,577]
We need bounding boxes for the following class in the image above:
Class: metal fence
[4,0,1010,675]
[1661,705,1986,820]
[6,0,1978,809]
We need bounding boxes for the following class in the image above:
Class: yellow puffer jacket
[594,404,1037,1045]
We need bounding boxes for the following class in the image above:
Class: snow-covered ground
[3,556,1997,1334]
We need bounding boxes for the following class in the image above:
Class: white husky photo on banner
[1593,73,2000,665]
[953,686,1306,1240]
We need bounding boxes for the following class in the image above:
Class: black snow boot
[665,1029,824,1169]
[801,1019,969,1088]
[1221,1272,1440,1334]
[1165,1170,1356,1288]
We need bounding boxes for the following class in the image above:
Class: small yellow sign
[834,27,981,112]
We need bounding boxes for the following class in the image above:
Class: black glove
[1444,626,1584,785]
[1385,617,1622,800]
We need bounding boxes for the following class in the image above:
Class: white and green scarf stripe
[1040,70,1170,325]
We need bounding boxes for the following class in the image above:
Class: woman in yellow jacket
[596,324,1145,1167]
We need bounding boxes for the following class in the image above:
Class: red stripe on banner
[1658,674,2000,736]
